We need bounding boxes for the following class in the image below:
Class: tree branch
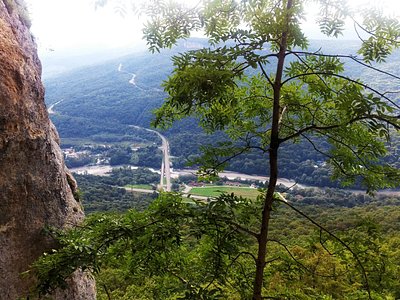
[282,71,400,110]
[319,228,333,256]
[352,18,400,45]
[167,268,192,286]
[279,113,400,144]
[290,51,342,97]
[226,219,259,239]
[298,133,353,178]
[276,198,372,299]
[258,61,275,88]
[268,238,347,278]
[288,51,400,81]
[279,123,340,144]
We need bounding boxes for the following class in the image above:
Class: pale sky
[25,0,400,54]
[26,0,145,53]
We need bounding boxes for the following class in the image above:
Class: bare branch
[352,19,400,45]
[279,112,400,144]
[258,61,275,88]
[319,229,333,256]
[279,181,300,193]
[383,90,400,96]
[299,133,353,178]
[289,50,400,81]
[102,284,112,300]
[225,251,255,291]
[268,238,347,278]
[279,123,341,144]
[316,130,390,176]
[353,21,366,44]
[282,71,400,110]
[278,106,287,127]
[225,219,259,239]
[200,145,251,173]
[167,268,192,286]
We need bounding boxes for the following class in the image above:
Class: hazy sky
[26,0,144,53]
[25,0,400,54]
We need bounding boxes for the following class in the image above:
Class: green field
[189,186,261,199]
[124,184,154,190]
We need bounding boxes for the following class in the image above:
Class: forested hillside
[44,40,400,188]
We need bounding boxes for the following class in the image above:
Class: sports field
[189,186,261,199]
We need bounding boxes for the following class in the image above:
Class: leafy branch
[276,196,372,299]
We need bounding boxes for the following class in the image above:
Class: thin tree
[125,0,400,298]
[31,1,400,299]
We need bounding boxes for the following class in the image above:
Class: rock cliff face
[0,1,95,298]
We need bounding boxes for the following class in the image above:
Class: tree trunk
[252,1,293,299]
[252,149,278,300]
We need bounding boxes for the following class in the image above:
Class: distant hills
[44,39,211,141]
[43,39,400,187]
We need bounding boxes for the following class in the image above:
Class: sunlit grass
[189,186,261,199]
[125,184,154,190]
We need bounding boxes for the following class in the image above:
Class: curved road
[47,99,64,114]
[131,126,171,192]
[118,63,145,90]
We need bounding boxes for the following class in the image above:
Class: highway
[131,126,172,192]
[70,126,400,197]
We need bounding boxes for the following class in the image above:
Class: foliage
[30,193,258,298]
[286,186,400,207]
[132,145,163,168]
[30,193,400,299]
[65,154,93,168]
[109,146,133,165]
[132,0,400,190]
[36,0,400,299]
[74,167,159,212]
[139,0,400,298]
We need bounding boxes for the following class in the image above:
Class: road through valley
[131,126,172,192]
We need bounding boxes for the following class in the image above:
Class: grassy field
[124,184,154,190]
[189,186,261,199]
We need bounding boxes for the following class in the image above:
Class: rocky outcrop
[0,1,95,298]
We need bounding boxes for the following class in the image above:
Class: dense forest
[91,200,400,299]
[32,191,400,299]
[74,167,159,212]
